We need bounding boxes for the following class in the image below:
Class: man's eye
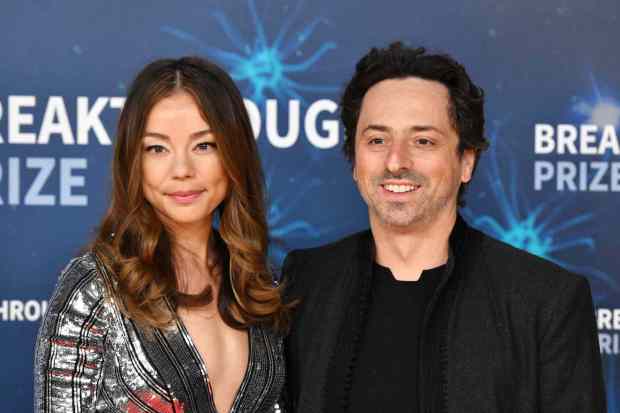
[196,142,217,152]
[145,145,167,154]
[416,137,433,146]
[368,137,385,145]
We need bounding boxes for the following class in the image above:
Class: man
[283,42,605,413]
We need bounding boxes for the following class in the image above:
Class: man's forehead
[357,77,452,130]
[364,76,449,100]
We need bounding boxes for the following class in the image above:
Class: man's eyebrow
[361,124,392,134]
[361,124,443,134]
[409,125,442,134]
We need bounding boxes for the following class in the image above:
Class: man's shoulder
[287,229,368,264]
[281,229,370,289]
[473,227,588,298]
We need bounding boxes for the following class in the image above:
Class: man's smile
[381,183,421,193]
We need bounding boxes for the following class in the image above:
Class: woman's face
[141,91,229,232]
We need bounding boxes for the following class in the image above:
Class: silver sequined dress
[34,253,286,413]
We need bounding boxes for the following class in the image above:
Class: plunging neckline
[174,316,254,413]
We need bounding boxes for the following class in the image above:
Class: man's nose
[385,141,412,174]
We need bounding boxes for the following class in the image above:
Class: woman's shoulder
[48,252,119,319]
[57,252,109,292]
[35,252,121,411]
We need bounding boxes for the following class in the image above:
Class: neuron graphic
[264,168,325,267]
[573,73,620,129]
[161,0,338,102]
[462,131,618,302]
[209,167,324,269]
[574,77,620,411]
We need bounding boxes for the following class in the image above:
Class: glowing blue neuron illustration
[210,169,323,269]
[463,133,591,260]
[264,169,324,267]
[161,0,338,102]
[574,99,620,128]
[573,73,620,128]
[463,131,618,299]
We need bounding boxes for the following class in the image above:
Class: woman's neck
[169,223,218,295]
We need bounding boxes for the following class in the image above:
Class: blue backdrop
[2,1,619,411]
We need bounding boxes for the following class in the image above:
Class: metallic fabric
[34,253,286,413]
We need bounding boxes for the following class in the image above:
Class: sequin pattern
[34,253,286,412]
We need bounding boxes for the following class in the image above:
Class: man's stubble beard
[369,192,433,228]
[361,171,432,228]
[363,181,454,229]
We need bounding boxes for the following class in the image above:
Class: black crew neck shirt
[348,262,445,413]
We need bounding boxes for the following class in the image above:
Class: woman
[34,57,290,413]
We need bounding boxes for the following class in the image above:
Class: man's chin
[373,208,422,228]
[381,216,420,228]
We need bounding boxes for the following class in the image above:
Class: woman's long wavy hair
[92,56,290,331]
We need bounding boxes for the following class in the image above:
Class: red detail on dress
[127,390,185,413]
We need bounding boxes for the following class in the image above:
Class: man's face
[353,77,475,229]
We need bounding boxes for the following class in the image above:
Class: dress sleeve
[34,255,111,413]
[538,276,606,412]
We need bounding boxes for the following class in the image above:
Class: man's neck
[370,210,456,281]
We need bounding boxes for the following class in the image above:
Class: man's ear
[460,149,476,183]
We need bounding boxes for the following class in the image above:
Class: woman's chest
[101,319,285,413]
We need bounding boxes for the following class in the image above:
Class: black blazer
[283,216,606,413]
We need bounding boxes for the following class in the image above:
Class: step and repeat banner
[2,1,619,411]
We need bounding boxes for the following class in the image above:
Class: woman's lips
[167,190,204,204]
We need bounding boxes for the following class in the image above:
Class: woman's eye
[196,142,217,152]
[145,145,167,154]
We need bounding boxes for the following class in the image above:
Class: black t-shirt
[348,262,445,413]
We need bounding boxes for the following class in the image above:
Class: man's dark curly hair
[340,42,489,206]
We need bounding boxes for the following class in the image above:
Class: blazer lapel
[290,231,375,413]
[321,231,375,413]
